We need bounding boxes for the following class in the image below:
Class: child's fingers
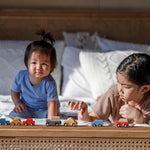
[73,101,80,110]
[68,101,71,106]
[68,101,86,111]
[73,101,86,110]
[68,101,76,110]
[78,101,84,110]
[14,107,21,114]
[22,104,27,111]
[80,108,84,116]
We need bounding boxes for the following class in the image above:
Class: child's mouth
[120,95,124,99]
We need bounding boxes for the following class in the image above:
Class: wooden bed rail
[0,9,150,44]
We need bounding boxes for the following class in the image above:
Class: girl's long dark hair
[116,53,150,86]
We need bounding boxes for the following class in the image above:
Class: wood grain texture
[0,9,150,44]
[0,126,150,138]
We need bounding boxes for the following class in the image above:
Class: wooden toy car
[46,116,61,126]
[23,119,35,126]
[0,118,10,125]
[115,118,128,127]
[10,118,22,125]
[63,117,77,127]
[91,120,103,127]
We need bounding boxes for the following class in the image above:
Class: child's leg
[32,107,60,118]
[9,110,32,118]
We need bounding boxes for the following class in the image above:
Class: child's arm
[68,101,99,122]
[119,104,144,124]
[47,99,57,119]
[11,90,27,114]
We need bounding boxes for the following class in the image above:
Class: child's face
[28,50,51,79]
[117,72,144,105]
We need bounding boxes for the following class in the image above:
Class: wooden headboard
[0,9,150,44]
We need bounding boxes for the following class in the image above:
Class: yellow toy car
[10,118,22,126]
[63,117,77,127]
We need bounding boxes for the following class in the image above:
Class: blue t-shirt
[12,70,60,111]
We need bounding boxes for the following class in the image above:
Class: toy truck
[0,118,10,125]
[91,120,103,127]
[46,116,61,126]
[23,119,35,126]
[115,118,129,127]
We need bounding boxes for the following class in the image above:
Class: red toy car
[23,119,35,126]
[115,118,129,127]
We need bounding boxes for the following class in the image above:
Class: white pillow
[96,36,150,51]
[61,46,99,98]
[63,32,98,49]
[0,40,64,95]
[79,50,150,99]
[52,40,65,94]
[0,40,28,95]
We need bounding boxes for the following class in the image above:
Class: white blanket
[0,95,95,118]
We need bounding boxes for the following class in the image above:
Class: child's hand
[68,101,88,119]
[119,104,142,123]
[13,103,27,114]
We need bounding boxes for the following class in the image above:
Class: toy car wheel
[17,123,21,126]
[0,123,2,125]
[11,123,15,126]
[92,123,96,127]
[46,123,49,126]
[64,123,68,126]
[117,124,121,127]
[24,123,28,126]
[55,123,59,126]
[30,123,33,126]
[124,124,128,128]
[72,123,76,127]
[98,124,102,127]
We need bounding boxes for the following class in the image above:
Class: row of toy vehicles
[91,118,129,127]
[0,118,35,126]
[0,117,78,127]
[0,116,129,127]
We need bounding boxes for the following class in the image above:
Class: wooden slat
[0,9,150,43]
[0,126,150,138]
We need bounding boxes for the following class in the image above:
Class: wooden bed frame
[0,9,150,149]
[0,9,150,44]
[1,125,150,149]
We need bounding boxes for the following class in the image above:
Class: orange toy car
[10,118,22,126]
[63,117,77,127]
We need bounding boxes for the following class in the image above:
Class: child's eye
[42,63,47,65]
[32,62,36,64]
[124,86,130,89]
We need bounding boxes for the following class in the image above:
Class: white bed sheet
[0,95,95,119]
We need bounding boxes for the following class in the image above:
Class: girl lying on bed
[68,53,150,124]
[9,30,60,119]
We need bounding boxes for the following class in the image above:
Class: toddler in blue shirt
[9,30,60,119]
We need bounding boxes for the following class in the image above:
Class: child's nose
[117,84,123,93]
[37,64,42,69]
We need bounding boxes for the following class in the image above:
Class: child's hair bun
[36,29,55,46]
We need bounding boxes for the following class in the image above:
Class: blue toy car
[91,120,103,127]
[0,118,10,125]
